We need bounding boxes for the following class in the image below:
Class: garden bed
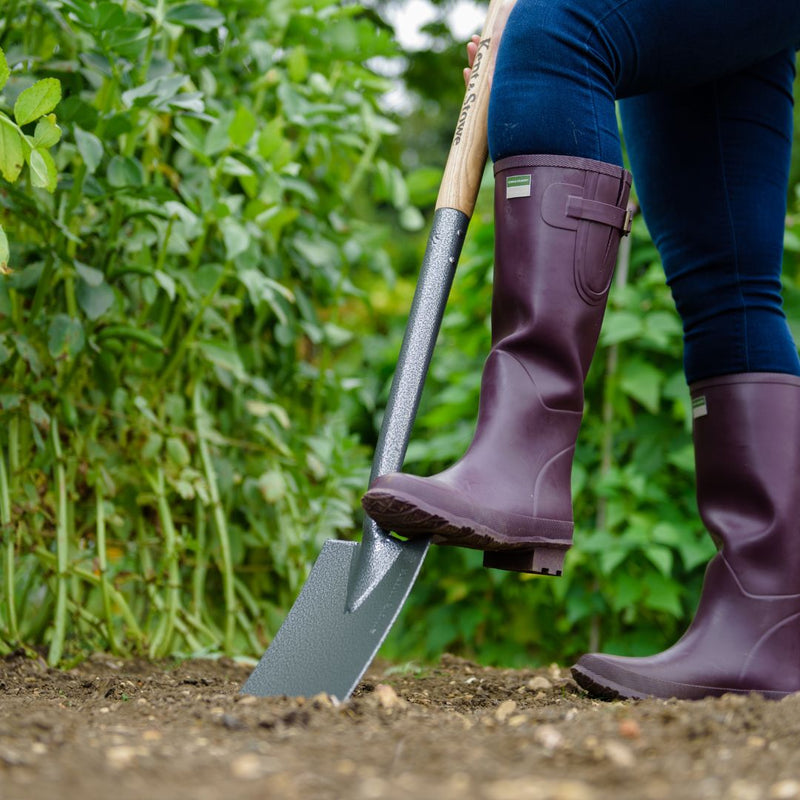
[2,652,799,799]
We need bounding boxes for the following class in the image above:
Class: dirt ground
[2,652,800,800]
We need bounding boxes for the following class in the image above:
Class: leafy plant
[0,0,405,664]
[0,47,62,270]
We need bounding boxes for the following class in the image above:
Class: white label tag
[506,174,531,199]
[692,395,708,419]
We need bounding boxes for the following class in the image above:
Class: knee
[494,0,616,76]
[488,0,620,161]
[495,0,583,67]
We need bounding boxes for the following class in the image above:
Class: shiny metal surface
[241,537,428,701]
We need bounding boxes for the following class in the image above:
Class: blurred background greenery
[1,0,799,668]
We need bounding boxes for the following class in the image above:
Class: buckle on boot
[622,208,633,236]
[563,194,634,235]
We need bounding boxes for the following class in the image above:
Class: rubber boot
[362,154,632,574]
[572,372,800,700]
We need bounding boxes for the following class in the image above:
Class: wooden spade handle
[435,0,517,215]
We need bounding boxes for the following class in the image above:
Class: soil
[2,652,800,800]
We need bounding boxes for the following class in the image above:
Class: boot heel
[483,547,566,576]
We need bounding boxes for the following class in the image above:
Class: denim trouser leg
[488,0,800,381]
[620,56,800,382]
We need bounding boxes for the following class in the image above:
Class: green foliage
[0,0,404,662]
[0,47,62,268]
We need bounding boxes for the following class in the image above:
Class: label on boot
[692,395,708,419]
[506,174,531,199]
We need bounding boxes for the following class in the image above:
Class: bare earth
[2,651,800,800]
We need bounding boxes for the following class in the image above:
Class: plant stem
[237,609,262,654]
[191,499,208,617]
[146,468,180,657]
[0,444,18,642]
[25,254,56,329]
[194,383,237,653]
[157,260,226,389]
[95,485,119,653]
[48,419,69,666]
[589,219,634,654]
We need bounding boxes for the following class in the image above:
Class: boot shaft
[452,155,631,521]
[493,155,631,409]
[690,372,800,594]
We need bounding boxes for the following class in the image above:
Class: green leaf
[666,443,695,473]
[229,105,256,148]
[784,229,800,253]
[257,118,285,160]
[154,270,176,301]
[165,3,225,32]
[644,544,673,577]
[601,310,644,346]
[107,155,144,188]
[74,260,104,287]
[238,269,294,319]
[287,46,309,83]
[0,120,25,182]
[166,437,191,467]
[642,311,682,351]
[197,341,246,381]
[74,128,103,174]
[0,393,22,410]
[0,49,9,92]
[219,218,250,260]
[257,470,286,503]
[14,78,62,126]
[643,572,683,618]
[29,401,50,431]
[142,433,163,461]
[0,224,8,273]
[292,236,338,269]
[599,546,630,575]
[609,571,643,612]
[406,167,443,207]
[77,279,114,320]
[620,359,662,414]
[48,314,85,359]
[399,206,425,231]
[33,115,61,148]
[28,147,58,192]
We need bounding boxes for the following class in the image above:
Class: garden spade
[242,0,516,701]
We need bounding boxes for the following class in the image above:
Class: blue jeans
[488,0,800,383]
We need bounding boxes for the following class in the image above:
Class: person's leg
[620,52,800,381]
[571,53,800,700]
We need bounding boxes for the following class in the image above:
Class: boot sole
[570,662,792,701]
[361,490,568,576]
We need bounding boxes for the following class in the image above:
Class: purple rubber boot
[362,154,632,574]
[572,372,800,700]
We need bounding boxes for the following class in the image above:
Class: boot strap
[566,196,632,235]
